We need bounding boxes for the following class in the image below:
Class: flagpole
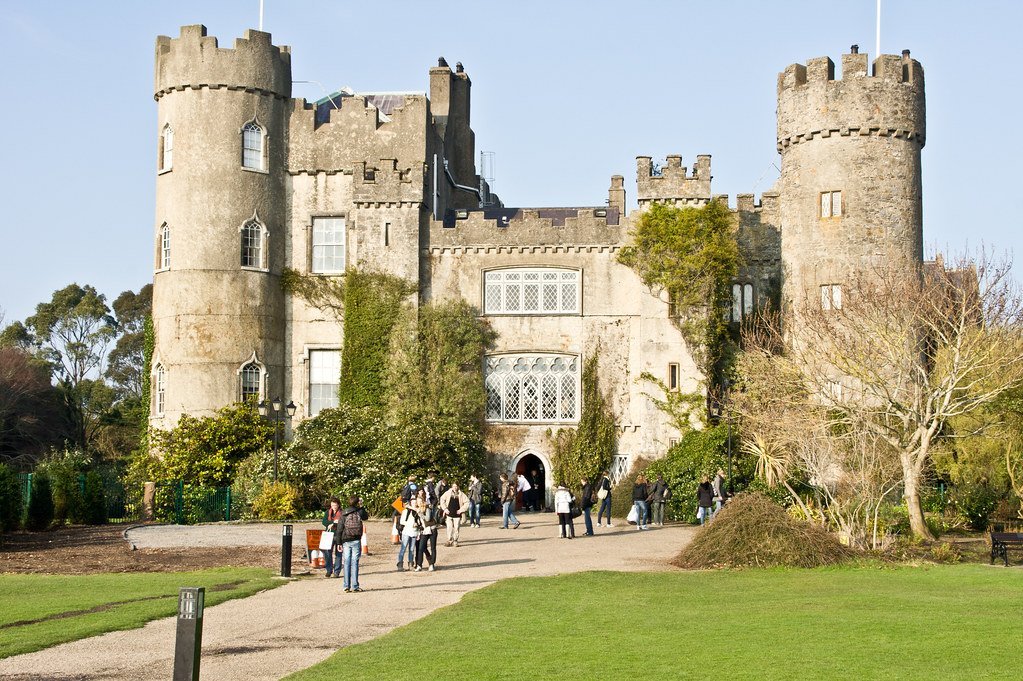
[876,0,881,58]
[259,0,264,31]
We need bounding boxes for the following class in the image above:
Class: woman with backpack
[337,496,369,593]
[398,494,423,571]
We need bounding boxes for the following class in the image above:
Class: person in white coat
[554,484,576,539]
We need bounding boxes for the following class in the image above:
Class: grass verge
[288,565,1023,680]
[0,567,281,658]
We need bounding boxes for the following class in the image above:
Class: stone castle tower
[147,25,926,488]
[776,46,925,311]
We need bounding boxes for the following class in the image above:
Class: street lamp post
[258,397,297,482]
[722,378,733,497]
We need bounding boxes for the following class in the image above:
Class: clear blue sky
[1,1,1020,325]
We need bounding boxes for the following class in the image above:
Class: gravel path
[0,516,695,680]
[125,522,303,549]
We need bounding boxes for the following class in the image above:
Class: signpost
[281,524,293,577]
[173,587,204,681]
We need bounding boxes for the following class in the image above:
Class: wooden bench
[989,532,1023,566]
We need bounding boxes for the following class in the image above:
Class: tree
[743,253,1023,540]
[105,285,152,403]
[618,200,740,387]
[0,347,67,465]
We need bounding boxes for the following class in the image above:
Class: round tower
[777,47,925,311]
[151,25,291,426]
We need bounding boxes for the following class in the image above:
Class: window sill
[240,266,270,273]
[157,167,173,175]
[483,312,582,317]
[310,269,346,276]
[241,165,269,175]
[486,420,580,426]
[154,267,170,274]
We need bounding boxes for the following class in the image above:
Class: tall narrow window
[241,219,265,269]
[820,190,843,218]
[730,283,755,321]
[311,217,345,274]
[154,364,165,415]
[308,349,341,416]
[668,363,680,391]
[820,284,843,310]
[240,362,261,402]
[159,224,171,270]
[383,222,390,247]
[242,121,264,170]
[160,124,173,172]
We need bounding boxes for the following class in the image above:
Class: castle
[149,25,925,499]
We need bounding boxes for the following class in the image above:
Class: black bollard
[281,524,293,577]
[173,587,204,681]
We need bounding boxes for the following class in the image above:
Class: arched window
[154,364,166,415]
[240,362,261,402]
[160,124,174,171]
[158,224,171,270]
[242,121,264,170]
[485,354,580,423]
[241,219,265,269]
[730,283,755,322]
[483,268,580,315]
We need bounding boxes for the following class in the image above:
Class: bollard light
[281,524,293,578]
[173,587,205,681]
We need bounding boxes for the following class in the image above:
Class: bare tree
[741,252,1023,541]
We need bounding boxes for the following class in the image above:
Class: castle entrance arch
[511,449,551,511]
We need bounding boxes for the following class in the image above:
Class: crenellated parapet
[287,95,429,174]
[777,48,925,152]
[635,155,712,207]
[154,25,291,101]
[430,207,623,249]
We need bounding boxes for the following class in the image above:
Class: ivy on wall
[548,350,618,487]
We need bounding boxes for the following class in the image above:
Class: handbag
[626,505,639,524]
[597,488,609,501]
[318,529,334,551]
[570,504,582,519]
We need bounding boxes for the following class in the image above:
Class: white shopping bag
[627,505,639,524]
[318,530,334,551]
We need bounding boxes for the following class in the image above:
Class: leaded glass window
[484,354,580,423]
[240,362,261,402]
[483,269,580,315]
[308,349,340,416]
[241,220,265,269]
[312,217,345,274]
[242,122,264,170]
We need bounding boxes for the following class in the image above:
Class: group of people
[318,466,729,591]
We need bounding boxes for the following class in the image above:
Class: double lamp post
[257,396,296,483]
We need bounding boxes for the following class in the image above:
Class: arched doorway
[511,450,551,512]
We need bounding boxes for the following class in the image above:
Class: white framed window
[820,284,843,310]
[668,438,679,449]
[311,217,346,274]
[160,124,173,172]
[484,268,580,315]
[241,218,266,270]
[485,354,580,423]
[308,349,341,416]
[610,454,630,485]
[154,364,165,415]
[158,224,170,270]
[820,190,843,218]
[730,283,755,321]
[239,362,262,402]
[824,379,844,402]
[242,121,265,171]
[668,363,680,391]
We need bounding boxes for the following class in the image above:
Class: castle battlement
[735,191,780,214]
[430,206,623,247]
[635,155,712,205]
[777,49,925,151]
[155,25,292,101]
[353,159,425,205]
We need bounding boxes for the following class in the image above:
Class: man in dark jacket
[696,476,714,525]
[337,496,370,592]
[649,474,670,526]
[596,471,613,527]
[580,476,595,536]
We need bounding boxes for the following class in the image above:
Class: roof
[314,89,423,126]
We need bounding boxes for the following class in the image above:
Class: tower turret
[151,25,292,425]
[777,47,925,311]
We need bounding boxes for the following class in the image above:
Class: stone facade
[149,26,924,501]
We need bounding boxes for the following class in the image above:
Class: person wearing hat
[554,483,576,539]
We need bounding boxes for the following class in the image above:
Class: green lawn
[0,567,281,658]
[289,565,1023,680]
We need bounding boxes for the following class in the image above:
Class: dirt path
[0,517,695,680]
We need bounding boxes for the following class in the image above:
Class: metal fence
[153,481,232,525]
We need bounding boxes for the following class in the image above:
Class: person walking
[650,474,669,526]
[423,472,442,562]
[712,468,727,518]
[633,474,651,531]
[579,476,595,536]
[596,470,613,527]
[337,496,369,593]
[499,473,521,529]
[554,484,576,538]
[467,474,483,527]
[321,497,343,578]
[697,475,714,525]
[439,482,470,547]
[397,494,423,571]
[417,493,439,572]
[400,475,419,504]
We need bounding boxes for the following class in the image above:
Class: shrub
[43,449,89,525]
[947,483,1001,531]
[929,542,962,564]
[251,481,299,520]
[82,471,108,525]
[549,351,617,488]
[25,472,54,531]
[611,457,652,519]
[0,463,23,533]
[673,492,853,568]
